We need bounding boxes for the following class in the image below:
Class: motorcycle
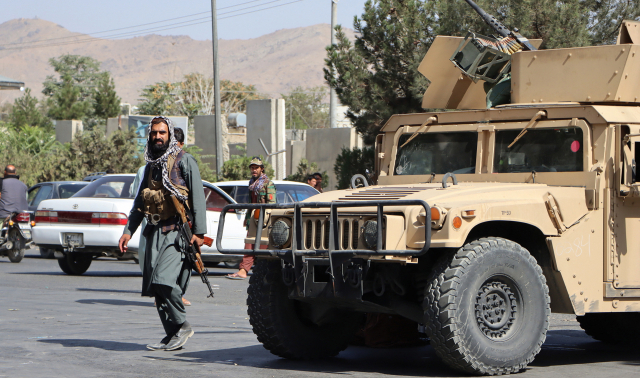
[0,212,33,263]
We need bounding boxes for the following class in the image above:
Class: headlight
[362,220,378,250]
[269,219,291,248]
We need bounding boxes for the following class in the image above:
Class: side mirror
[618,127,640,196]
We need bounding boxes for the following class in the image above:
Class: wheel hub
[475,281,517,339]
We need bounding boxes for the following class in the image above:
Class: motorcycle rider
[0,165,28,220]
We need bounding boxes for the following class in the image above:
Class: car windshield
[494,127,583,173]
[394,131,478,175]
[72,176,135,198]
[233,184,318,204]
[58,183,88,199]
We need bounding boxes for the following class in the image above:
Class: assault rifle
[171,195,216,298]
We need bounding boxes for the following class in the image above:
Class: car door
[202,184,246,252]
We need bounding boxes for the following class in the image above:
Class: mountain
[0,18,354,105]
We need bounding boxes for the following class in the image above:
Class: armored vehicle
[217,12,640,377]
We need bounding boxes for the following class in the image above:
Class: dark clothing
[0,176,28,218]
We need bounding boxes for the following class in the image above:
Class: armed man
[118,116,207,351]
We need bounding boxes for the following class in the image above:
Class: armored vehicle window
[395,132,477,175]
[494,127,583,173]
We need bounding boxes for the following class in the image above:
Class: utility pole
[211,0,223,179]
[329,0,338,128]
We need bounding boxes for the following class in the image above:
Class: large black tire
[247,259,363,359]
[424,237,550,375]
[577,312,640,346]
[7,228,25,263]
[57,253,92,275]
[40,247,55,259]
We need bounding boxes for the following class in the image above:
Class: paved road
[2,248,639,378]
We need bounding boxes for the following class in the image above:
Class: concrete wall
[246,99,286,180]
[56,120,83,144]
[286,140,307,177]
[106,116,127,138]
[194,115,229,174]
[306,128,363,190]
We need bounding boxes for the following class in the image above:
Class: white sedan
[32,174,245,275]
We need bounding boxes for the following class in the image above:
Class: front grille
[299,216,366,250]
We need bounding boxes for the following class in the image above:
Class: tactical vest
[141,150,189,224]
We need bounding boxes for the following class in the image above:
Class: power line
[0,0,299,50]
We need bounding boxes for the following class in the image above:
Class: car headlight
[362,220,378,250]
[269,218,291,248]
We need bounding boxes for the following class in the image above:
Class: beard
[149,138,169,159]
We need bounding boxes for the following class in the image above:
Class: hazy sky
[1,0,369,41]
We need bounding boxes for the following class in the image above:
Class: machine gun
[171,195,215,298]
[451,0,536,83]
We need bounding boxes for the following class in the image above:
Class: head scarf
[144,116,188,202]
[249,173,269,197]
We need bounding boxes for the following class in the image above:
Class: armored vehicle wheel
[7,229,25,263]
[424,237,550,375]
[577,312,640,346]
[247,259,363,359]
[58,253,92,275]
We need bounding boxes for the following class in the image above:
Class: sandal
[226,273,246,280]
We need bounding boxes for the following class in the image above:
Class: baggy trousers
[142,225,191,336]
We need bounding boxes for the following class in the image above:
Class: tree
[325,0,640,143]
[47,74,92,121]
[281,86,329,129]
[9,88,52,130]
[184,145,215,182]
[285,158,328,189]
[93,73,121,121]
[42,55,103,102]
[137,81,179,116]
[220,155,274,181]
[334,147,375,190]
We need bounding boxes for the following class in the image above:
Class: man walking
[131,127,191,306]
[226,157,275,279]
[119,116,206,351]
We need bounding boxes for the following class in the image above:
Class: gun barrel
[464,0,509,38]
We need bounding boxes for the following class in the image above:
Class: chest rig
[141,150,189,225]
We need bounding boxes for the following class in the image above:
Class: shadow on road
[76,288,140,294]
[39,339,144,352]
[146,344,454,377]
[76,298,154,307]
[10,271,142,277]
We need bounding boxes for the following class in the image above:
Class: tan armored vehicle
[217,9,640,377]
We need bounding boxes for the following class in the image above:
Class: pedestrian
[119,116,207,351]
[313,172,324,193]
[131,126,191,306]
[226,157,275,279]
[306,174,317,188]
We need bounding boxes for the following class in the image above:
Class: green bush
[334,147,375,190]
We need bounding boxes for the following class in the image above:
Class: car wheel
[247,259,364,359]
[40,247,55,259]
[424,237,550,375]
[204,261,220,268]
[57,253,92,275]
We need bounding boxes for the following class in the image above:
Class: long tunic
[124,153,207,297]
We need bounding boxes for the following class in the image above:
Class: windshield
[494,127,583,173]
[394,131,478,175]
[72,176,135,198]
